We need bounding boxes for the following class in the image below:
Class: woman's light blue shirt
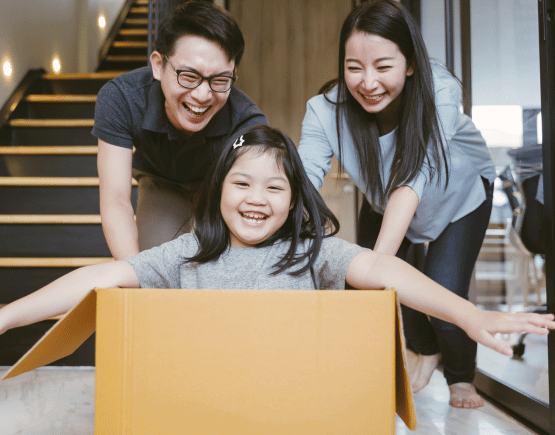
[298,61,496,243]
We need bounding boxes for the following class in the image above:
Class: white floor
[0,363,540,435]
[395,355,538,435]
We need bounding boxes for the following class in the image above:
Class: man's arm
[97,139,139,260]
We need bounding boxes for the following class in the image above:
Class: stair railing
[147,0,176,61]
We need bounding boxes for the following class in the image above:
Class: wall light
[52,58,61,73]
[3,61,12,77]
[98,15,106,29]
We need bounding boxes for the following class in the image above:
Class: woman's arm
[0,261,140,335]
[346,251,555,355]
[373,186,419,255]
[98,139,139,260]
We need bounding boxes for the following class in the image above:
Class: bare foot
[449,382,484,408]
[409,352,441,393]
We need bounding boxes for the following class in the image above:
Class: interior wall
[0,0,125,108]
[228,0,358,242]
[229,0,352,144]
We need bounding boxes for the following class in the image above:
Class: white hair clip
[233,135,244,149]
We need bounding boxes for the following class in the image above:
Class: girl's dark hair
[322,0,449,207]
[187,124,339,277]
[155,0,245,66]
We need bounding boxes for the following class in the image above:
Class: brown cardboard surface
[2,290,97,380]
[3,288,416,433]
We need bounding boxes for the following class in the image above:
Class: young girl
[297,0,496,407]
[0,126,552,381]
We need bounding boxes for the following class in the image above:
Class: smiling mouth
[360,92,386,101]
[241,212,267,223]
[182,102,211,117]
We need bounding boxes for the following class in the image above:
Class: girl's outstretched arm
[0,261,140,335]
[346,250,555,356]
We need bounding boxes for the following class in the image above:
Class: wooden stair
[0,0,148,366]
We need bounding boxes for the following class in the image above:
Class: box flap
[395,292,417,430]
[2,290,97,380]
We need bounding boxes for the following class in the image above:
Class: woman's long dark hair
[186,124,339,277]
[322,0,449,207]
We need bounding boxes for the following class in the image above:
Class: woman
[298,0,496,408]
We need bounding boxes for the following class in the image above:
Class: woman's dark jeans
[357,178,493,385]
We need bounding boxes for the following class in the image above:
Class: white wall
[0,0,125,108]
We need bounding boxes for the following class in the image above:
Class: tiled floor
[0,362,540,435]
[396,351,538,434]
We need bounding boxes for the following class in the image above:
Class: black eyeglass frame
[164,55,237,93]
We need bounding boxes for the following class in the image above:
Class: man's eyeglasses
[164,55,236,93]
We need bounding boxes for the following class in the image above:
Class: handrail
[97,0,137,69]
[0,69,45,130]
[147,0,174,62]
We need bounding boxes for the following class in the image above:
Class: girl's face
[344,31,413,133]
[221,150,293,248]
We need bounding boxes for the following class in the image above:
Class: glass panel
[471,0,547,404]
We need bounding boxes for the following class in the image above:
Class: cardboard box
[3,288,416,434]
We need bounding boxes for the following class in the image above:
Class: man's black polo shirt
[92,67,267,184]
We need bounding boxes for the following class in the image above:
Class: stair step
[0,214,101,224]
[25,95,97,103]
[1,224,110,257]
[0,146,97,155]
[0,177,99,186]
[0,258,112,267]
[130,7,149,14]
[9,119,94,128]
[125,18,148,26]
[105,55,149,62]
[135,0,150,5]
[113,41,148,49]
[42,71,124,81]
[0,177,137,186]
[0,148,98,176]
[119,28,150,36]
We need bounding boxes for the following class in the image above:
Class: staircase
[0,0,152,366]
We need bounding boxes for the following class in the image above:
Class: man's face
[151,35,235,135]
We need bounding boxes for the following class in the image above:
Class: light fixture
[98,15,106,29]
[52,58,61,73]
[3,61,12,77]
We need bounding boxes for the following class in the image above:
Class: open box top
[3,288,416,433]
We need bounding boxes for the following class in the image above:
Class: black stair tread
[0,224,111,257]
[9,119,95,128]
[25,95,97,103]
[0,145,97,154]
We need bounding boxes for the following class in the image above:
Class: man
[92,1,267,260]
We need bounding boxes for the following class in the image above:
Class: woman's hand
[461,309,555,356]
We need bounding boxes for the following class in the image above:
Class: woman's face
[344,31,413,132]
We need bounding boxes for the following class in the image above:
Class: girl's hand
[462,309,555,356]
